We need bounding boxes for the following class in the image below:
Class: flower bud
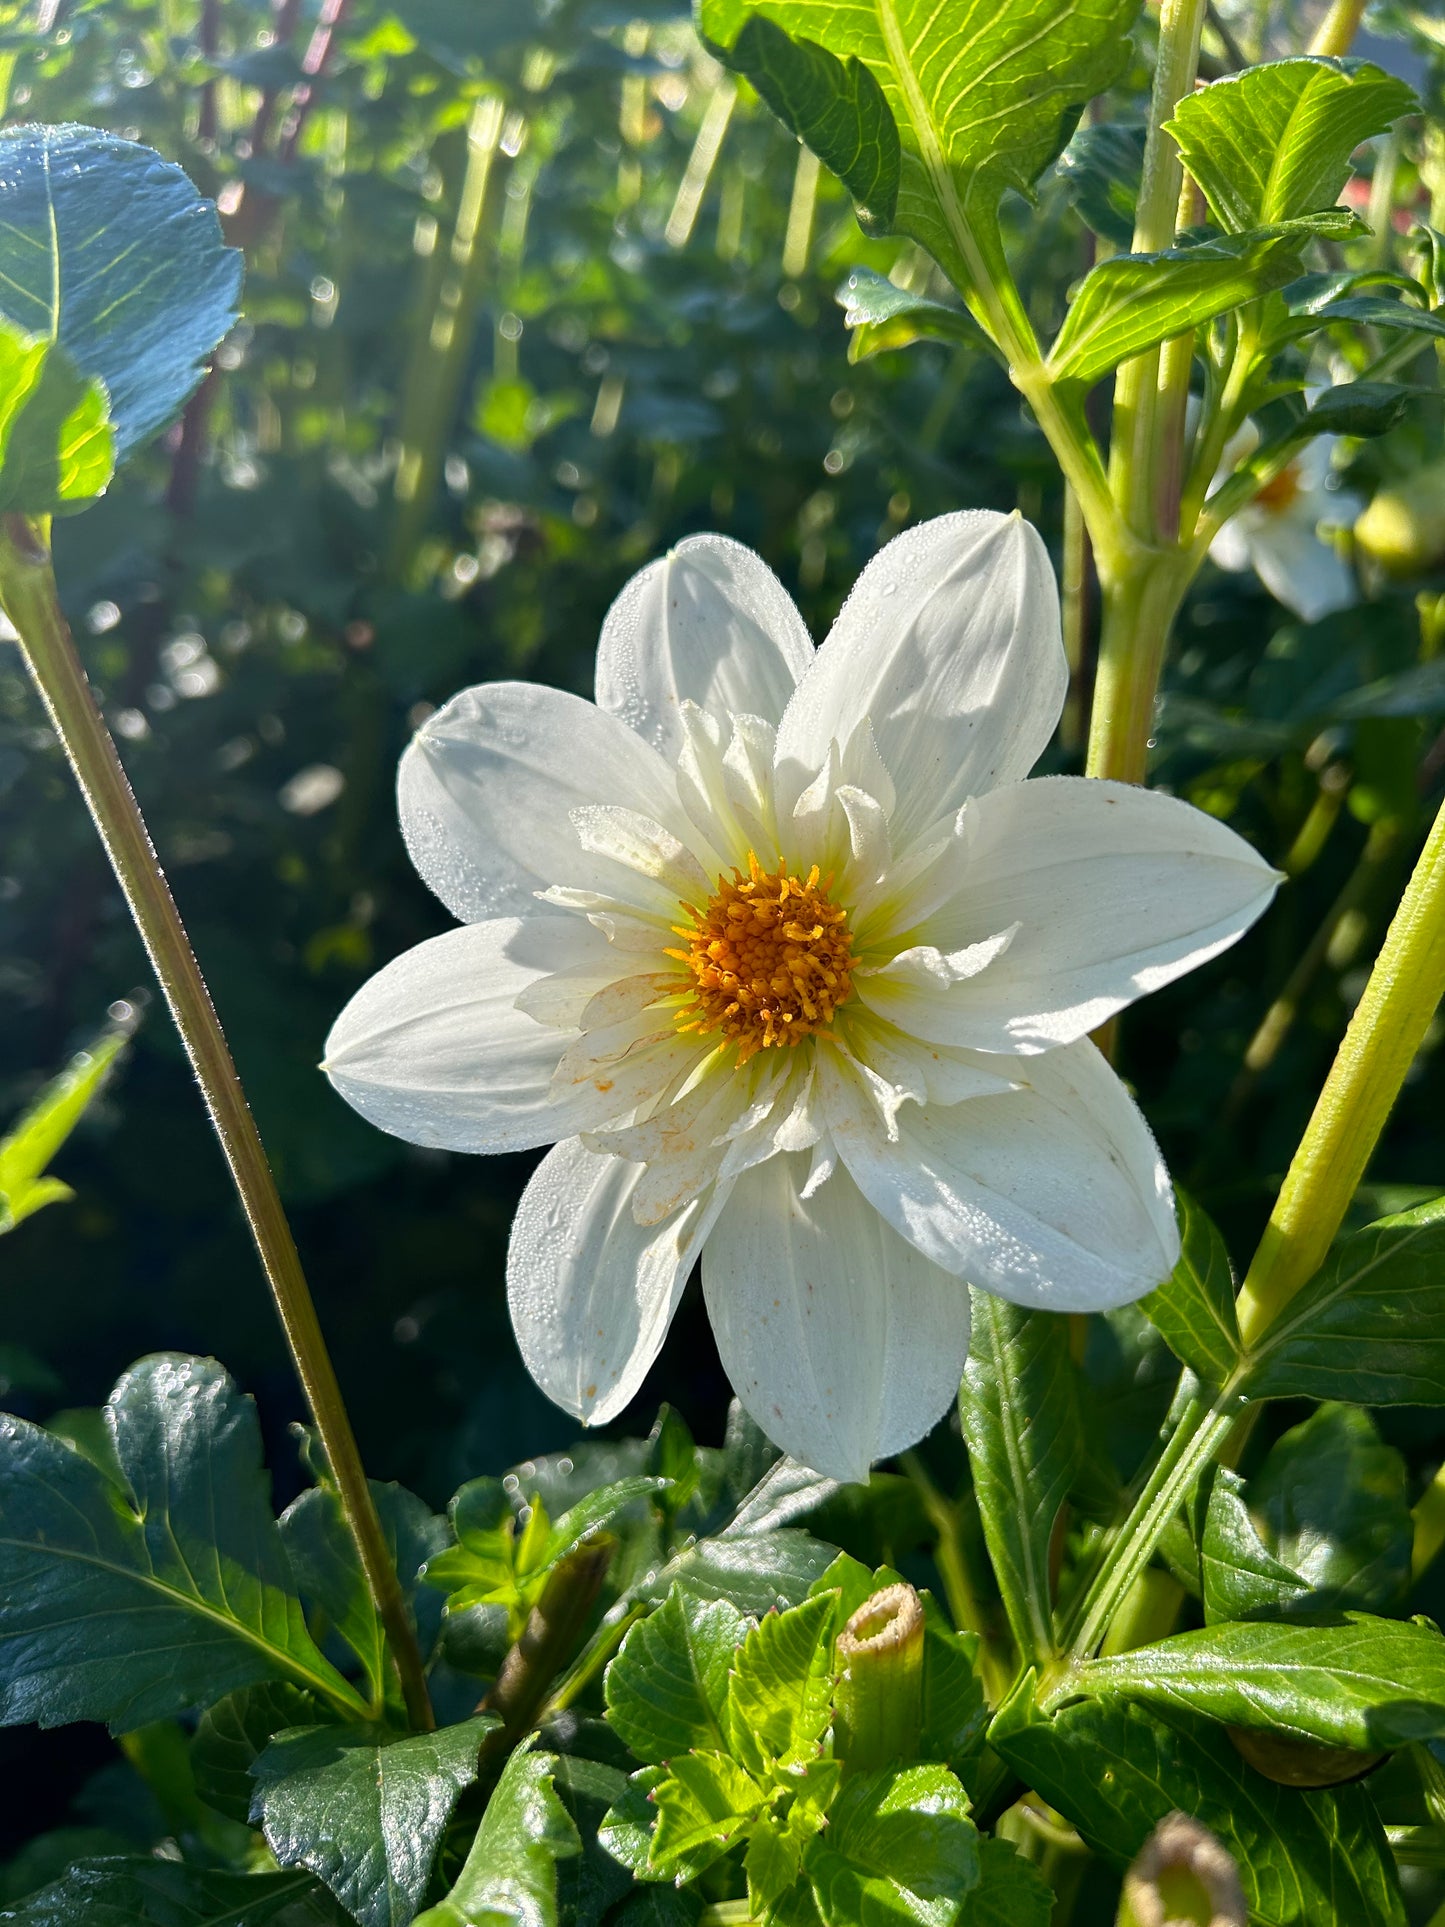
[832,1582,925,1774]
[1116,1813,1246,1927]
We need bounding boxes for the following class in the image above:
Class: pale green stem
[0,515,435,1733]
[1235,793,1445,1345]
[387,97,506,582]
[1060,485,1090,754]
[1061,1395,1236,1668]
[1084,552,1193,784]
[1412,1462,1445,1583]
[1085,0,1209,786]
[1109,0,1208,541]
[1309,0,1367,56]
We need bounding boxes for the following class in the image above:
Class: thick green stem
[1109,0,1208,543]
[1083,0,1208,787]
[0,515,435,1733]
[1235,795,1445,1345]
[1084,554,1192,783]
[1309,0,1366,56]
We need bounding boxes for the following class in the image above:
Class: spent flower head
[325,512,1279,1480]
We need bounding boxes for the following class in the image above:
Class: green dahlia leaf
[252,1718,497,1927]
[1199,1467,1325,1626]
[281,1480,448,1704]
[1305,293,1445,339]
[0,1860,348,1926]
[192,1681,330,1825]
[957,1294,1081,1665]
[1141,1191,1241,1389]
[412,1746,580,1927]
[1166,58,1418,235]
[918,1607,988,1777]
[1244,1196,1445,1404]
[1047,210,1366,386]
[650,1752,768,1878]
[957,1838,1053,1926]
[728,1589,836,1771]
[698,0,1137,289]
[1080,1612,1445,1752]
[990,1685,1405,1926]
[604,1586,744,1765]
[0,125,242,455]
[0,320,112,515]
[1055,120,1146,249]
[836,268,992,362]
[0,1354,363,1732]
[1243,1406,1411,1617]
[805,1763,979,1927]
[0,1026,125,1234]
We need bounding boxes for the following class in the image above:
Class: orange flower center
[669,853,855,1063]
[1255,462,1302,513]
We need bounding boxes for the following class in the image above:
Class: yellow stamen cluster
[669,852,855,1063]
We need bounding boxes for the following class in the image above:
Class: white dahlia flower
[325,512,1279,1481]
[1208,423,1363,624]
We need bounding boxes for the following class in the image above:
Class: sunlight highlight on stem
[0,513,435,1734]
[1235,795,1445,1346]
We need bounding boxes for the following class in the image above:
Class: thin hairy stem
[0,515,434,1733]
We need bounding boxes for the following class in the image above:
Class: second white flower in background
[1208,422,1364,624]
[325,510,1281,1482]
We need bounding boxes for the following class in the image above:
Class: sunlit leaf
[0,1027,126,1234]
[1167,59,1418,234]
[699,0,1137,290]
[957,1294,1081,1666]
[412,1747,580,1927]
[0,124,242,455]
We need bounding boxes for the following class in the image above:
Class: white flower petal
[595,535,815,758]
[565,803,716,921]
[550,1010,696,1123]
[774,512,1066,844]
[397,681,686,923]
[324,917,613,1153]
[676,705,778,865]
[836,1019,1021,1110]
[1245,513,1358,622]
[822,1039,1178,1312]
[702,1155,970,1483]
[867,778,1279,1052]
[507,1138,722,1426]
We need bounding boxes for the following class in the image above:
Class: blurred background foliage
[2,0,1445,1885]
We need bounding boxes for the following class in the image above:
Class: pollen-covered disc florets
[670,851,855,1062]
